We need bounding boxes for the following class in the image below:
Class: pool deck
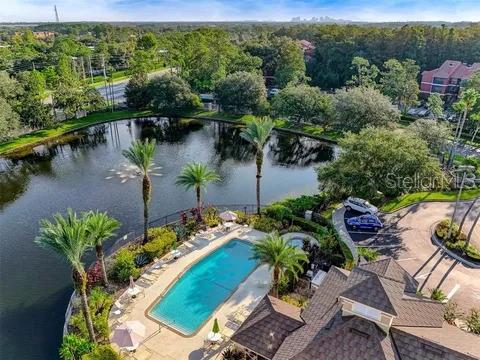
[109,225,271,360]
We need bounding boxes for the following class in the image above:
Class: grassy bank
[0,109,153,155]
[0,108,339,156]
[380,189,480,213]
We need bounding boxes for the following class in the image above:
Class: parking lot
[344,201,480,310]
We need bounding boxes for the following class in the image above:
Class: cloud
[1,0,479,22]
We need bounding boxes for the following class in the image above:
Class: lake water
[0,117,335,359]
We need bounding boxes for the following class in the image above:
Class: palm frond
[35,209,89,271]
[176,162,220,191]
[252,232,308,279]
[122,139,156,174]
[240,117,274,150]
[83,210,121,247]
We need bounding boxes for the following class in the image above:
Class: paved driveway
[347,201,480,310]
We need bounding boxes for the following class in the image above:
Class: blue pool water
[149,239,258,335]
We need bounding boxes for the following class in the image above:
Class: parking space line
[415,272,432,279]
[396,257,416,262]
[445,284,460,301]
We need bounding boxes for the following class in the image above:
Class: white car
[343,197,378,214]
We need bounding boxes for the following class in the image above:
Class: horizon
[2,0,480,23]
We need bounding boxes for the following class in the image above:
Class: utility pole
[101,55,110,110]
[54,5,60,22]
[87,56,94,84]
[80,57,86,82]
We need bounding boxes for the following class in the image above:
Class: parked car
[347,214,383,231]
[343,197,378,214]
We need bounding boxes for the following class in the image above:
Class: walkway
[332,206,358,263]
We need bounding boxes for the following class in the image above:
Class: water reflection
[268,133,335,167]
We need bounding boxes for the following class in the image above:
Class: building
[231,257,480,360]
[33,31,55,41]
[299,40,315,60]
[420,60,480,101]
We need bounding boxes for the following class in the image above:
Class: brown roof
[392,325,480,360]
[359,257,418,293]
[232,258,479,360]
[340,275,398,315]
[231,296,304,359]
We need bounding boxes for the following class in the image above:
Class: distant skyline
[1,0,480,23]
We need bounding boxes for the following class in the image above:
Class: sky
[1,0,480,23]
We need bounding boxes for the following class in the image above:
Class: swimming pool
[149,239,258,335]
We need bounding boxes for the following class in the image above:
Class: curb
[430,227,480,269]
[332,206,358,264]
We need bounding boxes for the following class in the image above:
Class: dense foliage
[215,71,268,114]
[272,84,332,123]
[318,127,443,199]
[332,87,400,132]
[143,227,177,261]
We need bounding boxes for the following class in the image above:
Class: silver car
[343,197,378,214]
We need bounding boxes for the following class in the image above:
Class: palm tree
[176,162,220,221]
[470,112,480,143]
[240,118,274,214]
[448,89,479,168]
[252,232,308,298]
[464,210,480,251]
[122,139,156,244]
[457,197,479,238]
[84,211,121,287]
[35,209,96,343]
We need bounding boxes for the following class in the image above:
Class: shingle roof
[231,296,304,359]
[293,315,399,360]
[359,257,418,293]
[340,274,399,315]
[232,258,479,360]
[391,326,479,360]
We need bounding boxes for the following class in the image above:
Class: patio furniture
[219,211,237,222]
[170,249,182,259]
[112,321,146,351]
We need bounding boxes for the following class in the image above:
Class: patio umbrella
[112,320,146,349]
[219,210,237,222]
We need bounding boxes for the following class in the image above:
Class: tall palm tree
[84,211,121,287]
[464,209,480,251]
[252,232,308,298]
[457,197,479,238]
[176,162,220,221]
[122,139,156,244]
[35,209,96,343]
[448,89,479,168]
[240,118,274,214]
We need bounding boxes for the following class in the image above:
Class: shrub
[444,301,461,325]
[59,334,94,360]
[143,227,177,261]
[291,216,326,234]
[134,253,150,267]
[264,204,293,223]
[248,215,282,233]
[173,224,188,241]
[222,347,244,360]
[358,247,379,261]
[82,345,124,360]
[444,240,480,261]
[287,225,302,233]
[429,288,446,301]
[275,194,327,216]
[86,261,103,289]
[465,308,480,334]
[110,248,141,283]
[203,207,220,227]
[233,210,250,225]
[281,293,309,309]
[435,219,466,242]
[69,288,113,341]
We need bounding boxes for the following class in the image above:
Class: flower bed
[435,219,480,263]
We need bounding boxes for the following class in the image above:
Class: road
[95,68,171,105]
[344,201,480,310]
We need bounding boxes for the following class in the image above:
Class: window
[433,77,446,84]
[431,85,444,93]
[352,302,381,321]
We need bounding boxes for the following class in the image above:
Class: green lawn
[0,109,153,155]
[380,189,480,213]
[0,108,338,155]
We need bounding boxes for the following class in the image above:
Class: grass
[380,189,480,213]
[0,109,153,155]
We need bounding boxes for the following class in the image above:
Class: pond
[0,117,335,360]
